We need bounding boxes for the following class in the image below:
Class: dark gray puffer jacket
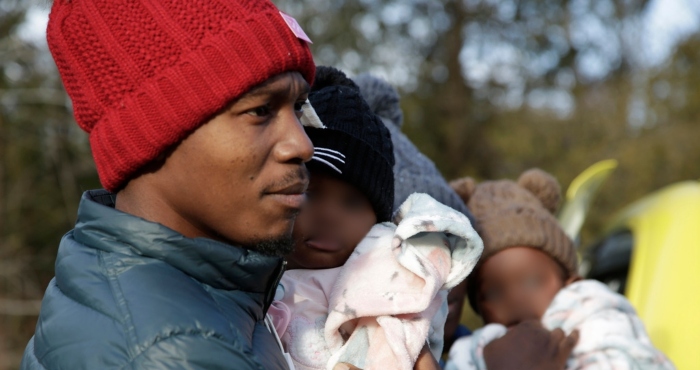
[21,190,288,369]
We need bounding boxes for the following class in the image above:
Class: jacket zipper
[263,259,286,315]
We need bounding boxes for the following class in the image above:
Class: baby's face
[475,246,574,327]
[286,172,377,270]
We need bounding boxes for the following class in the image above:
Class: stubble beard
[249,235,296,257]
[249,167,307,258]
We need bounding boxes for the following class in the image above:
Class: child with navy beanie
[267,67,484,370]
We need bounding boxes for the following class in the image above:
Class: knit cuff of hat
[48,3,314,191]
[479,212,577,274]
[306,128,395,222]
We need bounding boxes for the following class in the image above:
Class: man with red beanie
[22,0,578,368]
[22,0,316,368]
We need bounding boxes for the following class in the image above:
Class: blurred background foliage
[0,0,101,366]
[1,0,699,367]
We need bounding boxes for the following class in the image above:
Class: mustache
[261,166,310,195]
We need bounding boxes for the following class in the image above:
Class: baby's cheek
[292,210,313,236]
[481,304,508,326]
[534,285,562,317]
[551,279,568,297]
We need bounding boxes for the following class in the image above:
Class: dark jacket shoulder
[22,190,287,369]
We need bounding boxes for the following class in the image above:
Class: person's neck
[115,177,214,241]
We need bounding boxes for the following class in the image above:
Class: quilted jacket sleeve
[129,333,269,370]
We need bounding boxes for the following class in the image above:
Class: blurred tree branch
[0,300,41,317]
[0,3,99,368]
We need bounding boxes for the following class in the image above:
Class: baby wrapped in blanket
[270,193,483,370]
[445,169,674,370]
[267,66,483,370]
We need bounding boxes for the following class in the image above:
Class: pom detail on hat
[311,66,359,92]
[517,168,562,214]
[449,177,477,205]
[354,73,404,128]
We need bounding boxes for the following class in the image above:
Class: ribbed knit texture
[449,169,578,313]
[306,67,395,222]
[47,0,315,191]
[354,73,475,224]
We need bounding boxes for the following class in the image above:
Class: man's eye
[247,104,272,117]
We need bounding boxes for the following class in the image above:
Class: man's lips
[267,181,308,195]
[266,193,306,209]
[265,181,308,209]
[305,239,343,252]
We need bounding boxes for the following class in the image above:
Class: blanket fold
[325,193,483,370]
[270,193,483,370]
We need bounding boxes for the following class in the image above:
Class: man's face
[287,172,377,270]
[143,72,313,250]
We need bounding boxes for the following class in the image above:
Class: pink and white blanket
[269,193,483,370]
[445,280,675,370]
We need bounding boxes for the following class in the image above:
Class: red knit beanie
[47,0,315,191]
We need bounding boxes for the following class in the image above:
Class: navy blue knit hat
[305,66,395,222]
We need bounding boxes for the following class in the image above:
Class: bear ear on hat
[449,177,477,205]
[311,66,359,93]
[517,168,561,214]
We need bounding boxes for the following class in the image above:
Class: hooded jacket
[21,190,288,369]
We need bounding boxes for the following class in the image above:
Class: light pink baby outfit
[445,280,675,370]
[269,193,483,370]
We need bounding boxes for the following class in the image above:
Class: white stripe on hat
[314,147,346,158]
[311,156,342,174]
[311,147,345,174]
[314,151,345,164]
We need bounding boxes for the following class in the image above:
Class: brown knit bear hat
[449,168,578,312]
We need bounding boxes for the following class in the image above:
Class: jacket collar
[73,190,285,301]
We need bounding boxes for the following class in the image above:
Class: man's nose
[274,111,314,164]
